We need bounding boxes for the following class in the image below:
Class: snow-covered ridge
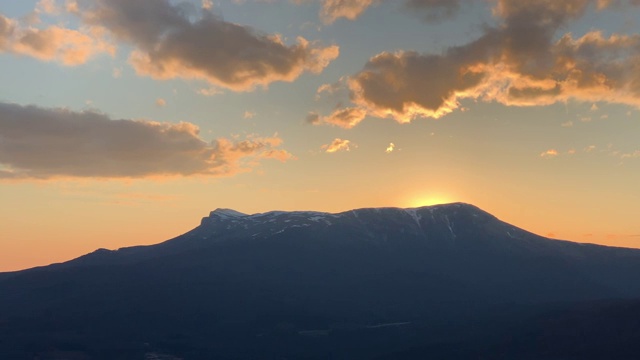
[209,208,248,219]
[201,203,490,239]
[138,202,600,263]
[208,202,483,221]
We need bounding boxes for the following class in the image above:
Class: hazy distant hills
[2,203,640,359]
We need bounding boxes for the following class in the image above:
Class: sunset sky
[1,0,640,271]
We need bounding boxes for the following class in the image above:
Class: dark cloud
[404,0,462,21]
[336,0,640,124]
[306,112,321,125]
[349,50,486,121]
[83,0,339,90]
[0,102,293,179]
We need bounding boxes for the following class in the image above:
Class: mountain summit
[2,203,640,359]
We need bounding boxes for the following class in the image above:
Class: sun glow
[408,194,454,208]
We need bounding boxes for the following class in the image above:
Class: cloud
[0,11,114,65]
[202,0,214,10]
[36,0,60,15]
[0,15,13,49]
[320,0,374,24]
[155,98,167,107]
[243,111,256,119]
[540,149,559,158]
[306,112,321,125]
[329,0,640,124]
[621,150,640,159]
[82,0,339,91]
[386,142,395,153]
[0,102,293,180]
[307,107,367,128]
[65,0,79,13]
[197,86,224,96]
[404,0,462,21]
[348,50,486,122]
[316,0,462,23]
[322,138,353,153]
[561,120,574,127]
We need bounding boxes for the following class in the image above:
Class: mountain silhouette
[2,203,640,359]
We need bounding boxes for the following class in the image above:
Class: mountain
[2,203,640,359]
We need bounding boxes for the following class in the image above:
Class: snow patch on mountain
[210,208,247,219]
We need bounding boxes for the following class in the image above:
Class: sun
[408,194,454,208]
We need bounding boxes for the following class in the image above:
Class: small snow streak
[404,208,422,228]
[444,215,456,239]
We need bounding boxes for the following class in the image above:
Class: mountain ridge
[5,202,637,274]
[2,202,640,359]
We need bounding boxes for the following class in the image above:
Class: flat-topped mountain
[2,203,640,359]
[58,203,639,268]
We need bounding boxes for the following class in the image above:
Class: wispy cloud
[321,138,353,153]
[197,86,224,97]
[313,0,462,24]
[620,150,640,159]
[540,149,559,158]
[386,142,395,153]
[36,0,60,15]
[307,107,367,128]
[202,0,214,10]
[319,0,374,24]
[0,102,293,180]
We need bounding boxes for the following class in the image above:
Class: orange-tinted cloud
[321,138,353,153]
[0,102,293,180]
[0,15,13,49]
[197,86,224,97]
[320,0,374,24]
[36,0,60,15]
[348,50,485,122]
[83,0,339,91]
[315,0,462,23]
[540,149,559,158]
[386,142,395,153]
[333,0,640,124]
[307,107,367,128]
[621,150,640,159]
[65,0,79,14]
[0,11,114,65]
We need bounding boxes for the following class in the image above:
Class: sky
[1,0,640,271]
